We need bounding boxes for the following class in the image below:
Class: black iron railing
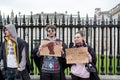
[0,12,120,75]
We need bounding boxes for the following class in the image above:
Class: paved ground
[30,75,120,80]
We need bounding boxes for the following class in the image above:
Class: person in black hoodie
[69,31,100,80]
[32,25,68,80]
[0,24,30,80]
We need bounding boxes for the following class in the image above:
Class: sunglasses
[74,36,81,39]
[47,30,55,32]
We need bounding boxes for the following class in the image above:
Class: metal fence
[0,12,120,75]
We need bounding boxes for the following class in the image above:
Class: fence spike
[94,14,97,24]
[7,15,10,24]
[109,14,113,24]
[0,15,3,26]
[70,14,73,24]
[15,15,18,24]
[62,14,65,24]
[38,14,41,24]
[46,15,49,25]
[23,15,26,24]
[78,11,81,24]
[30,12,33,24]
[86,14,89,24]
[54,12,57,25]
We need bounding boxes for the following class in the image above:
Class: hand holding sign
[39,40,62,57]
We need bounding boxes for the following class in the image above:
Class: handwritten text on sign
[66,47,89,64]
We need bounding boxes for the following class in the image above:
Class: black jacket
[0,70,5,80]
[0,38,25,68]
[0,38,30,80]
[70,41,100,80]
[86,45,100,80]
[32,39,68,80]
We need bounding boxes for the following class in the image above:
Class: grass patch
[96,54,117,74]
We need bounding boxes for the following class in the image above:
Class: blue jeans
[5,69,22,80]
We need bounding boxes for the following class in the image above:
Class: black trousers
[71,74,90,80]
[0,70,5,80]
[41,72,60,80]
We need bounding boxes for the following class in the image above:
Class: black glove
[16,70,21,79]
[61,51,66,58]
[1,68,6,78]
[85,63,96,72]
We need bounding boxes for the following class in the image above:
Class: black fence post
[30,12,34,75]
[38,14,42,43]
[116,14,120,75]
[93,15,97,72]
[69,14,74,48]
[1,12,120,76]
[101,15,105,75]
[38,15,42,75]
[62,14,65,42]
[93,14,97,55]
[105,19,108,74]
[108,15,113,75]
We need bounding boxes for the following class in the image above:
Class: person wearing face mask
[69,31,100,80]
[32,25,68,80]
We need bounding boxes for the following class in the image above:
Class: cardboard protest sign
[66,47,89,64]
[40,40,62,57]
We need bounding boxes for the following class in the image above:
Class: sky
[0,0,120,17]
